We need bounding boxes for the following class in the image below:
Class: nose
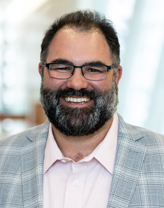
[66,67,89,90]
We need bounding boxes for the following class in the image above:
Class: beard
[40,79,118,136]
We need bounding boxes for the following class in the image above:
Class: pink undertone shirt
[43,113,118,208]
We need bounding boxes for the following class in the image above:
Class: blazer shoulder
[118,114,164,146]
[0,120,50,147]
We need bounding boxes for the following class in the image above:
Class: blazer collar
[26,120,50,142]
[21,120,49,208]
[107,114,147,208]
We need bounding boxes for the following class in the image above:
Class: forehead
[46,27,112,64]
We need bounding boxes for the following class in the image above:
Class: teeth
[65,97,90,103]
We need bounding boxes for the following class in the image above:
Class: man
[0,10,164,208]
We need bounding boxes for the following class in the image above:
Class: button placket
[64,162,87,208]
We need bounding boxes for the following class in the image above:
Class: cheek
[43,71,67,90]
[90,80,112,93]
[91,72,114,92]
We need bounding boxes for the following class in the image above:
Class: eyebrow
[48,59,108,66]
[50,59,73,65]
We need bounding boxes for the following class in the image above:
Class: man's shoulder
[118,114,164,146]
[0,120,50,148]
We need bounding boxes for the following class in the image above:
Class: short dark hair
[40,10,120,67]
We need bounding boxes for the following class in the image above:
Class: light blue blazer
[0,115,164,207]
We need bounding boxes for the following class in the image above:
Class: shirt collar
[44,113,118,174]
[44,124,64,173]
[94,113,118,174]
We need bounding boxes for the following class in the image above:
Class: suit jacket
[0,115,164,208]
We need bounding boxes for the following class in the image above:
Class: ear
[38,62,43,77]
[115,66,122,90]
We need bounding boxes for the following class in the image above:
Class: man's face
[39,27,122,136]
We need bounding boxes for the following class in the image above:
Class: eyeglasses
[44,62,114,81]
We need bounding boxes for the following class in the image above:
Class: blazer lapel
[21,121,49,208]
[107,116,147,208]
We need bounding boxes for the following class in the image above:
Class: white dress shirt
[43,113,119,208]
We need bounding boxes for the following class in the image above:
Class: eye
[56,67,71,71]
[50,64,72,71]
[85,66,102,73]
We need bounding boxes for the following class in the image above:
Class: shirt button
[73,180,79,187]
[61,159,67,163]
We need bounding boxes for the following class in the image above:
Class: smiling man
[1,10,164,208]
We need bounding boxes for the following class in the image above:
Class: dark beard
[40,81,118,136]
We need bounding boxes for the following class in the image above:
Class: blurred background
[0,0,164,139]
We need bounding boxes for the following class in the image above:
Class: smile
[64,97,90,103]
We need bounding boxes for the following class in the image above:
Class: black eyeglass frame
[43,62,115,81]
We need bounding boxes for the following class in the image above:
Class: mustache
[56,88,98,98]
[41,87,101,100]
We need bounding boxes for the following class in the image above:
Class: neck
[51,117,113,162]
